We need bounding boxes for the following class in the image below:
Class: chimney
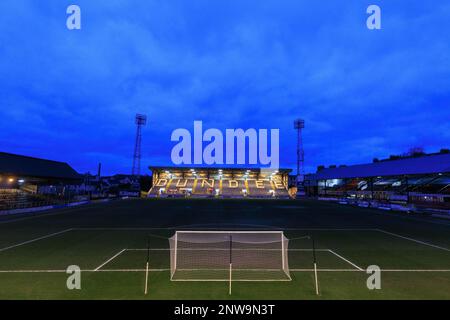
[97,163,102,178]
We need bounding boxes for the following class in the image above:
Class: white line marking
[0,268,449,273]
[0,229,73,252]
[376,269,450,272]
[171,279,292,282]
[328,249,364,271]
[0,270,68,273]
[293,269,450,272]
[0,269,170,273]
[126,248,168,251]
[376,229,450,252]
[94,249,126,271]
[125,248,330,252]
[176,268,285,271]
[291,269,360,272]
[98,269,169,272]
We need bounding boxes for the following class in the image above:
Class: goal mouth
[169,230,291,282]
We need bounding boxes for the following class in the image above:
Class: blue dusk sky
[0,1,449,175]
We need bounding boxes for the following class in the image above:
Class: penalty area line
[94,249,126,271]
[328,249,364,271]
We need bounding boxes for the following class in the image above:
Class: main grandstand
[0,152,81,211]
[148,167,291,199]
[304,152,450,212]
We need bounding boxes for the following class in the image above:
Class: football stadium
[1,148,449,300]
[1,1,450,314]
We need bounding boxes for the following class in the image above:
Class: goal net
[169,231,291,281]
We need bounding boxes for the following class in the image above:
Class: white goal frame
[169,230,291,285]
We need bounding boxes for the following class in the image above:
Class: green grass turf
[0,198,449,299]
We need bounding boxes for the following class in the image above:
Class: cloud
[0,0,449,175]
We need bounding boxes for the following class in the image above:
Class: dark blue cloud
[0,0,449,175]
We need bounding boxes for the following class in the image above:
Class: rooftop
[309,153,450,180]
[0,152,81,180]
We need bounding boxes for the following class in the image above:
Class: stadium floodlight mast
[132,114,147,177]
[294,119,305,185]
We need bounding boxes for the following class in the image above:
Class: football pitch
[0,199,449,300]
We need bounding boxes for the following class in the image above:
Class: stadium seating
[147,180,162,197]
[0,189,57,211]
[221,180,246,197]
[147,171,292,199]
[193,179,217,197]
[164,179,195,197]
[408,176,450,194]
[247,179,273,198]
[270,178,290,199]
[313,172,450,211]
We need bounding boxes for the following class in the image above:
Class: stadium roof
[0,152,81,180]
[309,153,450,180]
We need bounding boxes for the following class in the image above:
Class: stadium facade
[148,167,292,199]
[304,152,450,211]
[0,152,82,210]
[0,152,81,191]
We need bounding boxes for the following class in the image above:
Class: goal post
[169,230,291,282]
[144,238,150,294]
[229,235,232,295]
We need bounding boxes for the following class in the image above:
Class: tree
[406,147,425,157]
